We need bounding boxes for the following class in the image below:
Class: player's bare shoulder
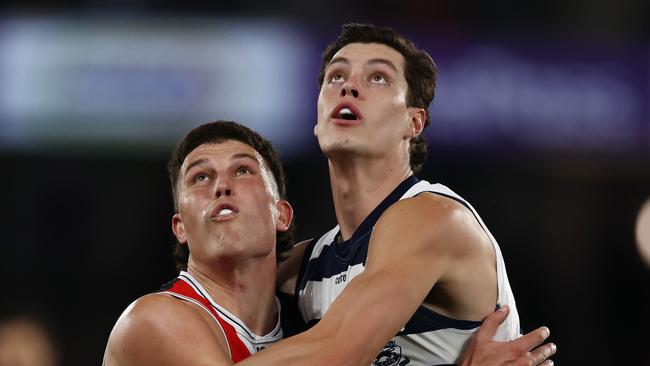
[104,293,230,366]
[379,192,490,257]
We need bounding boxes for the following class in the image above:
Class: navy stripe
[300,304,482,335]
[298,243,363,286]
[299,176,419,288]
[333,175,419,261]
[398,306,482,335]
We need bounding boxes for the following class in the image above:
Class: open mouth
[332,104,362,122]
[337,107,358,120]
[209,203,238,221]
[217,208,234,216]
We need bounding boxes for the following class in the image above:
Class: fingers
[476,305,510,341]
[512,326,550,351]
[529,342,557,365]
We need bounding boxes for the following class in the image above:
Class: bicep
[312,200,455,363]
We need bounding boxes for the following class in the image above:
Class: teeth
[339,108,354,114]
[339,108,356,118]
[336,107,358,120]
[218,209,233,216]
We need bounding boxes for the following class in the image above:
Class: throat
[328,158,412,241]
[186,260,278,334]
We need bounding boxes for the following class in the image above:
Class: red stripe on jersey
[166,279,252,362]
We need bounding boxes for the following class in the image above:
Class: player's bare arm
[103,294,233,366]
[269,194,556,366]
[241,195,466,365]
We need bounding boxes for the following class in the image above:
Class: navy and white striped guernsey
[296,176,521,365]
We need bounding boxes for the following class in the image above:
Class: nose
[215,179,232,198]
[340,80,359,98]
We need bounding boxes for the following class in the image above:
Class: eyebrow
[231,152,260,163]
[367,58,398,72]
[183,158,209,176]
[328,56,350,68]
[183,153,260,176]
[327,56,398,73]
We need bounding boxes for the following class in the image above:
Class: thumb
[476,305,509,341]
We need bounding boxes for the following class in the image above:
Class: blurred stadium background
[0,1,649,364]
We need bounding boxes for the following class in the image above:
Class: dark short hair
[318,23,438,173]
[167,120,294,271]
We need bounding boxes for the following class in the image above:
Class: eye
[370,73,388,85]
[236,166,252,175]
[193,173,209,183]
[328,72,346,83]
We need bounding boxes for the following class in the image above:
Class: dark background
[1,1,649,365]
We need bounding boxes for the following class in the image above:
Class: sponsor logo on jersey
[373,341,410,366]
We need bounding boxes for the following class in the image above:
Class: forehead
[183,140,263,169]
[330,42,405,71]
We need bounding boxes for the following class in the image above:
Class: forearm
[244,273,420,366]
[239,321,369,366]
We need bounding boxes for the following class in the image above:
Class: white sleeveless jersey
[296,177,521,365]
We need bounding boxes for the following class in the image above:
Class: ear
[313,123,318,137]
[172,213,188,244]
[275,200,294,232]
[405,107,426,139]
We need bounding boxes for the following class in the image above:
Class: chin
[227,232,276,258]
[210,247,272,263]
[322,140,368,158]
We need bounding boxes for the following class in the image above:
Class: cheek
[181,195,201,214]
[257,195,277,219]
[317,84,340,112]
[245,199,277,238]
[242,181,275,211]
[371,100,405,125]
[180,194,211,227]
[382,92,409,117]
[316,96,328,122]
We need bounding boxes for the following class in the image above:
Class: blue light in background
[0,17,647,157]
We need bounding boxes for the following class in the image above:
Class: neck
[328,153,412,241]
[186,254,278,335]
